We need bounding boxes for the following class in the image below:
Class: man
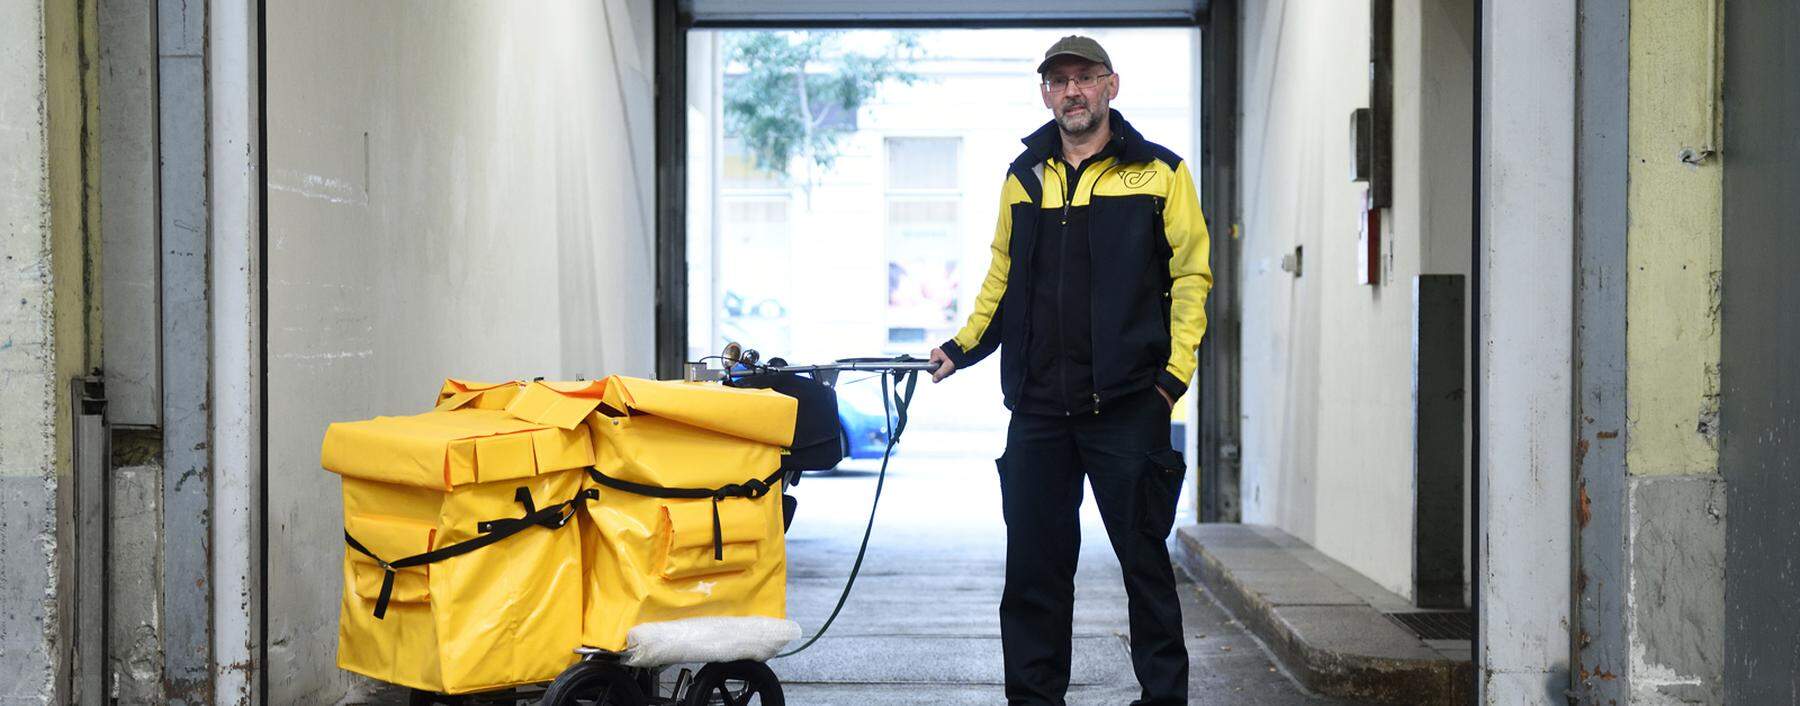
[927,36,1212,706]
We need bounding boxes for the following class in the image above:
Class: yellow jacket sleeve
[943,173,1031,368]
[1157,159,1213,399]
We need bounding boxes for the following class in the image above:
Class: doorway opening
[683,26,1202,523]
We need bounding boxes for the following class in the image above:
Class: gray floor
[770,452,1358,705]
[352,437,1362,705]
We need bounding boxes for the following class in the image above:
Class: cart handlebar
[764,358,939,375]
[684,344,941,383]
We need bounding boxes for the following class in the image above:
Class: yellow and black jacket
[941,110,1212,411]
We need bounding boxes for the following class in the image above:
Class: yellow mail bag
[320,391,594,694]
[503,376,798,651]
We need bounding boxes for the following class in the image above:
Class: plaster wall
[0,0,90,702]
[1237,0,1471,600]
[1625,0,1723,480]
[265,1,656,700]
[0,2,65,702]
[1620,2,1727,701]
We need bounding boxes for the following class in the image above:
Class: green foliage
[723,31,920,179]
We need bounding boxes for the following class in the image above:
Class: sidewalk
[1174,524,1473,704]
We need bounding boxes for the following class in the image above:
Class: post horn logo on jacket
[940,110,1213,410]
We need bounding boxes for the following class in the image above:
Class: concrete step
[1175,524,1474,705]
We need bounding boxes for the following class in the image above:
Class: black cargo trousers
[996,388,1189,706]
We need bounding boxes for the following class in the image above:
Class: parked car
[834,379,896,462]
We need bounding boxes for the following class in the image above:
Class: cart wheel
[681,660,783,706]
[404,689,439,705]
[541,660,648,706]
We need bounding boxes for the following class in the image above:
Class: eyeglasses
[1040,72,1113,93]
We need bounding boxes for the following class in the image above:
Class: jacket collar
[1013,109,1150,171]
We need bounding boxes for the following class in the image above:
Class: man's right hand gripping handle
[928,347,957,383]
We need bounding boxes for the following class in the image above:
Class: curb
[1175,526,1475,705]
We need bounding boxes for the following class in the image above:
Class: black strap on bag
[586,466,785,561]
[343,486,595,619]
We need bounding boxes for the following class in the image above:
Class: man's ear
[1106,73,1120,101]
[1040,83,1056,110]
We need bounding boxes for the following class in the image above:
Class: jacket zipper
[1055,159,1073,416]
[1086,159,1126,415]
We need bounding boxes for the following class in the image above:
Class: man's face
[1040,58,1118,136]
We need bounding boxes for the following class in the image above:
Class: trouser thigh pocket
[1138,448,1186,538]
[995,455,1010,526]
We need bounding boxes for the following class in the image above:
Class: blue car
[834,380,897,463]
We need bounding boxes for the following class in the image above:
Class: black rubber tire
[406,689,454,706]
[540,660,648,706]
[681,660,784,706]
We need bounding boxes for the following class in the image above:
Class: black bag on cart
[725,369,845,472]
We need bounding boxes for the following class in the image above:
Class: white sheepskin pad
[620,616,802,668]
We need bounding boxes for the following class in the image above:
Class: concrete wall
[0,1,64,702]
[1618,2,1727,702]
[1237,0,1472,600]
[0,0,92,703]
[1574,2,1733,701]
[265,1,656,701]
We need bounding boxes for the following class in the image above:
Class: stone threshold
[1175,523,1474,705]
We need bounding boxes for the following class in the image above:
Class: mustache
[1061,99,1088,111]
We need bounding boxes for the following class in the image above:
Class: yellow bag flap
[473,433,537,482]
[436,379,521,411]
[322,409,591,489]
[660,541,759,581]
[505,380,607,430]
[587,412,785,489]
[323,417,468,489]
[662,498,764,550]
[531,427,595,474]
[344,512,437,568]
[350,564,430,603]
[600,376,798,447]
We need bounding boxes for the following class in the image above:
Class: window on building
[717,138,794,354]
[884,137,962,346]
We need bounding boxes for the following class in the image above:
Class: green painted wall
[1626,0,1724,477]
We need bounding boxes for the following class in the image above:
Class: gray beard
[1056,105,1101,136]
